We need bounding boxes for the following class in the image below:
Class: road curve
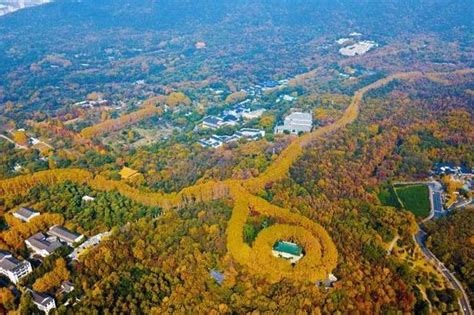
[415,230,472,315]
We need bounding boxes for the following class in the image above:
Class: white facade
[0,251,33,284]
[242,109,266,120]
[31,290,56,314]
[13,207,40,222]
[275,112,313,134]
[25,233,63,257]
[272,249,304,264]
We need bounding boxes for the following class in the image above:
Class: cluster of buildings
[1,206,106,313]
[199,128,265,149]
[431,163,474,210]
[201,101,266,130]
[274,111,313,135]
[242,78,292,96]
[199,101,267,148]
[73,99,109,109]
[432,163,474,177]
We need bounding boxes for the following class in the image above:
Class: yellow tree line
[0,169,93,197]
[80,106,163,139]
[1,69,470,282]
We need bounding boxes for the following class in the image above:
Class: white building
[272,241,304,264]
[316,273,338,289]
[81,195,95,202]
[201,116,225,129]
[274,112,313,135]
[236,128,266,140]
[242,109,266,120]
[48,225,84,246]
[25,233,63,257]
[30,290,56,314]
[0,251,32,284]
[13,207,40,222]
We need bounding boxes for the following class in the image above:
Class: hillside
[0,0,472,113]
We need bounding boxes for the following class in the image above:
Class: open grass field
[378,186,402,208]
[394,184,431,218]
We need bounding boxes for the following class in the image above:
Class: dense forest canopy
[0,0,473,313]
[0,0,472,112]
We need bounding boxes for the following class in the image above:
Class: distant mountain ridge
[0,0,472,111]
[0,0,51,17]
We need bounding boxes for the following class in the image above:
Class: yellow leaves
[207,224,219,235]
[367,124,380,136]
[225,186,338,283]
[81,106,162,139]
[13,130,28,146]
[33,258,70,292]
[133,239,146,260]
[0,287,14,306]
[197,210,206,219]
[313,108,328,120]
[0,169,93,197]
[86,92,103,101]
[166,92,191,107]
[0,212,65,250]
[406,135,421,146]
[225,91,247,104]
[259,113,275,131]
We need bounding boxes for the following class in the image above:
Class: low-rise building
[0,251,32,284]
[25,233,63,257]
[48,226,84,246]
[316,273,338,289]
[274,112,313,135]
[81,195,95,202]
[272,241,304,264]
[242,109,266,120]
[60,280,75,294]
[236,128,266,140]
[199,128,266,149]
[13,207,40,222]
[68,231,111,261]
[30,290,56,314]
[201,116,225,129]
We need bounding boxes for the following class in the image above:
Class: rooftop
[14,207,39,220]
[26,233,63,253]
[0,251,25,272]
[30,290,55,307]
[273,241,303,256]
[48,226,83,244]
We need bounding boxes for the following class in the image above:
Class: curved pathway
[1,69,473,286]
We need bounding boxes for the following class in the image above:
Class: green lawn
[378,186,402,208]
[394,184,431,218]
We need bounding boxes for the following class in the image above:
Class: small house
[13,207,40,222]
[25,233,63,257]
[201,116,224,129]
[48,226,84,246]
[272,241,304,264]
[30,290,56,314]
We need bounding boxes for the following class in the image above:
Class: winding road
[1,68,473,305]
[412,181,472,315]
[416,230,472,315]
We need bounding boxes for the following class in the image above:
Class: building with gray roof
[25,233,63,257]
[0,250,32,284]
